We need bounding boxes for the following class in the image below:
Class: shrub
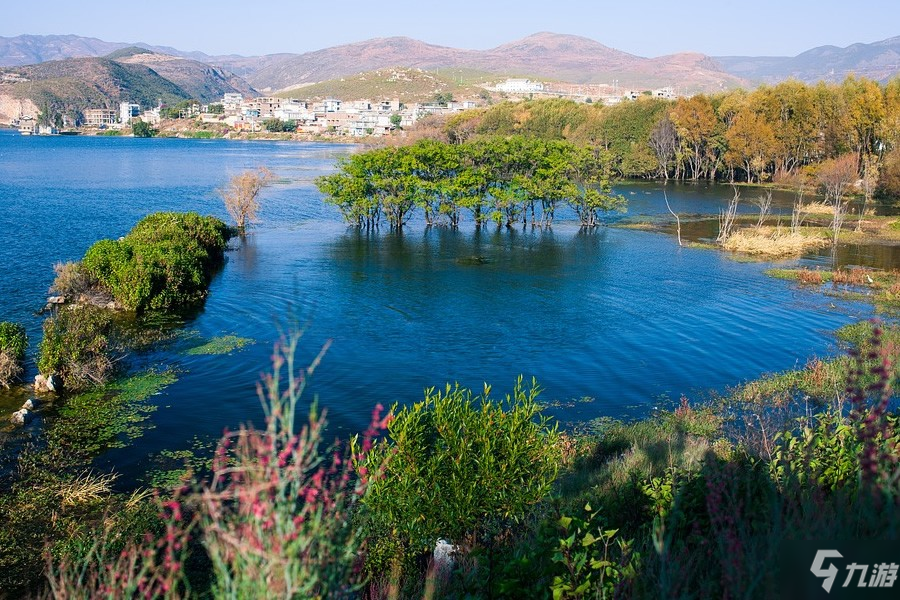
[82,212,229,313]
[360,377,561,569]
[49,261,97,297]
[38,306,115,390]
[0,321,27,387]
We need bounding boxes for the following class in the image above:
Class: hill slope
[240,32,743,93]
[276,67,490,103]
[0,49,258,125]
[715,36,900,83]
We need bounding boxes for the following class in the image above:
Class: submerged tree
[220,168,273,234]
[316,137,627,230]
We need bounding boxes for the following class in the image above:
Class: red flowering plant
[198,331,388,598]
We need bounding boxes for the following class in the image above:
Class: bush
[360,377,561,569]
[38,306,115,390]
[82,212,229,313]
[49,261,97,297]
[0,321,27,387]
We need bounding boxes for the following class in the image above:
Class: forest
[432,77,900,196]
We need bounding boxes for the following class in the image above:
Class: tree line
[440,77,900,194]
[315,137,626,229]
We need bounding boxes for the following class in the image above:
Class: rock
[34,374,48,392]
[47,295,66,304]
[105,301,117,310]
[22,398,39,410]
[46,374,61,392]
[10,409,32,426]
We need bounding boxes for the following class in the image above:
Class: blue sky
[2,0,898,58]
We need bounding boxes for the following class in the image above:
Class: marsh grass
[721,227,828,257]
[765,267,900,309]
[56,471,117,508]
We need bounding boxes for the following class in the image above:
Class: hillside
[276,67,489,103]
[0,49,258,126]
[1,56,188,120]
[112,48,257,101]
[715,36,900,83]
[241,33,744,93]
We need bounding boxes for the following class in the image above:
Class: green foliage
[0,321,27,387]
[161,99,199,119]
[551,504,638,599]
[360,377,561,559]
[46,370,176,464]
[390,113,402,128]
[316,137,626,229]
[82,212,230,313]
[132,120,155,137]
[0,321,27,362]
[38,305,115,389]
[262,117,297,132]
[207,103,224,114]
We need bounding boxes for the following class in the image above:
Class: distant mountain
[0,32,743,93]
[715,37,900,83]
[4,32,900,97]
[0,50,257,125]
[236,33,743,93]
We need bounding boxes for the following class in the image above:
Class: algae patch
[46,369,177,464]
[184,334,253,356]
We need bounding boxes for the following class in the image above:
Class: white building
[496,79,544,93]
[119,102,141,124]
[653,87,677,100]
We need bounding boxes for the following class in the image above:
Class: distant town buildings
[119,102,141,125]
[84,109,117,127]
[496,79,545,93]
[74,79,678,136]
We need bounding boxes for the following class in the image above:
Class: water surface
[0,131,878,481]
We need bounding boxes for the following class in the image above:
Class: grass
[764,267,900,310]
[57,470,117,508]
[184,334,253,355]
[729,321,900,405]
[721,227,829,257]
[275,67,485,103]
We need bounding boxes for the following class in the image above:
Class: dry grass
[796,269,826,284]
[721,227,829,257]
[799,201,834,215]
[50,261,95,297]
[56,471,117,508]
[0,350,22,388]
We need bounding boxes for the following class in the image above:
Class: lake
[0,130,876,482]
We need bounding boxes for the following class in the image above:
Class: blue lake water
[0,130,876,481]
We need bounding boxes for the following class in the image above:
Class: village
[12,78,678,137]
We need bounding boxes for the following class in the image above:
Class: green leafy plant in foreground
[551,504,638,600]
[359,376,561,579]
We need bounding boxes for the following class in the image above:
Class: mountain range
[1,32,899,125]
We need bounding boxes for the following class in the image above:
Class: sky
[2,0,898,58]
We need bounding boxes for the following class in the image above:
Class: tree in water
[219,168,273,234]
